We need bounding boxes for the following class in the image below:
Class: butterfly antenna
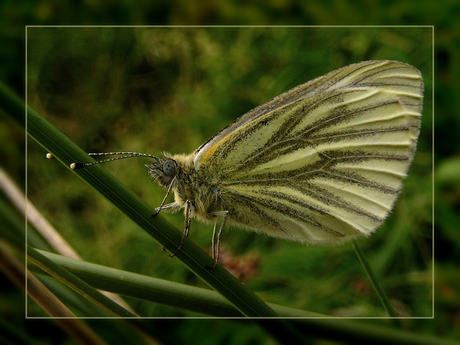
[45,152,158,170]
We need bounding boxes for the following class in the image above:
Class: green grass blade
[352,239,399,320]
[34,250,322,317]
[26,104,277,318]
[27,245,136,317]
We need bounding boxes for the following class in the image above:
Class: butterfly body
[147,154,225,224]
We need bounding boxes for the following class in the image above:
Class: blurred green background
[1,1,458,344]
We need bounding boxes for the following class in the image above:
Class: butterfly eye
[162,159,176,177]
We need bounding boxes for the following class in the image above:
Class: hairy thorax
[171,154,224,223]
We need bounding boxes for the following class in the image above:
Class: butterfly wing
[194,60,423,243]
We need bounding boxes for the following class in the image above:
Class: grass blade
[27,245,137,317]
[352,239,398,320]
[26,104,277,317]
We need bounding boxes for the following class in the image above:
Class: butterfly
[71,60,423,267]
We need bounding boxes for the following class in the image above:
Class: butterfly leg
[155,202,180,214]
[210,211,229,268]
[153,175,177,217]
[169,200,192,258]
[211,222,218,261]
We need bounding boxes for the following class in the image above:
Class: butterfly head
[146,156,178,188]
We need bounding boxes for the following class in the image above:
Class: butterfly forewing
[194,60,423,243]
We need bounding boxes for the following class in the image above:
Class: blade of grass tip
[27,245,137,317]
[352,240,399,322]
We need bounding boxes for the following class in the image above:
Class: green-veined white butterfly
[70,60,423,267]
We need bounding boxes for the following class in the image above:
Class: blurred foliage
[0,0,458,344]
